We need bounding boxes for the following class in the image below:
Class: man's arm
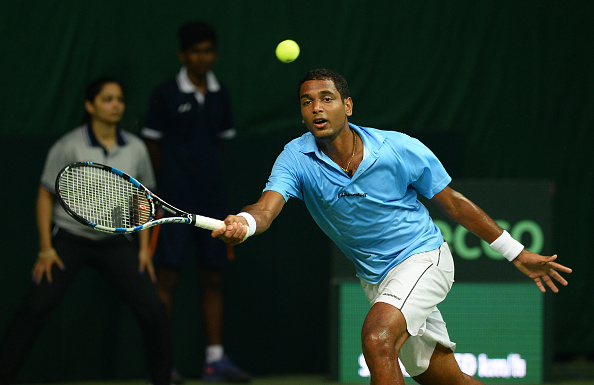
[431,186,572,293]
[212,190,286,245]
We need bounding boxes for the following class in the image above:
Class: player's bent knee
[361,326,407,358]
[361,302,409,357]
[361,328,393,353]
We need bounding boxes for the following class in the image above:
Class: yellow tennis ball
[276,40,300,63]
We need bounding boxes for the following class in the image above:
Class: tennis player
[213,69,572,385]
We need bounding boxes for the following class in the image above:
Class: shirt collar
[298,123,383,178]
[297,123,385,176]
[297,123,381,154]
[84,123,127,147]
[176,66,221,94]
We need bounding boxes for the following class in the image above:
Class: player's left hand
[512,250,572,293]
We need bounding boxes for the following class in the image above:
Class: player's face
[85,82,125,125]
[179,40,218,78]
[299,79,353,143]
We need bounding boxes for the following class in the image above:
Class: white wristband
[489,230,524,261]
[237,212,256,238]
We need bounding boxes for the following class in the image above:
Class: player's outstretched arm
[212,190,286,245]
[431,185,572,292]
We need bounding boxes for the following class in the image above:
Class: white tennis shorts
[360,242,456,377]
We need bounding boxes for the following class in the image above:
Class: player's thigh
[361,302,409,352]
[361,243,454,337]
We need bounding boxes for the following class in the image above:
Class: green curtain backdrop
[1,0,592,381]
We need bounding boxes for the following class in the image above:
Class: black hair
[85,77,122,103]
[82,77,123,123]
[298,69,350,101]
[178,20,218,51]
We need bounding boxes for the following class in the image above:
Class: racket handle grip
[192,215,249,241]
[191,215,226,231]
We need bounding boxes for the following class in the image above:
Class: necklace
[340,129,357,176]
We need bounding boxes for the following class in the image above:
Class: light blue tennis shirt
[263,123,452,284]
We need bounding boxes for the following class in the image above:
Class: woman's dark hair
[298,69,350,101]
[82,77,123,123]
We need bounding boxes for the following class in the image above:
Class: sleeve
[39,139,70,193]
[141,88,167,141]
[263,147,303,202]
[217,87,236,140]
[404,137,452,199]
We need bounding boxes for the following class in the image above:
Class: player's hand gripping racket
[55,162,231,234]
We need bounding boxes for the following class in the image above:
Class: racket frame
[55,162,225,234]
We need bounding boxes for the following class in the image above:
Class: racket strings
[60,167,151,228]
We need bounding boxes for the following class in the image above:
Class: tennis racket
[55,161,230,234]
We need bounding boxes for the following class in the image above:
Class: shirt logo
[338,192,367,199]
[178,102,192,113]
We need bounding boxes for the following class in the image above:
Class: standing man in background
[142,20,250,384]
